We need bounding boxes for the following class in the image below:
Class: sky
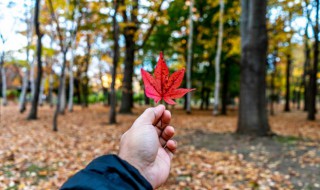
[0,0,28,52]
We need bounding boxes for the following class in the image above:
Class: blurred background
[0,0,320,189]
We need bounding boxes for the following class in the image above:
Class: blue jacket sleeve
[60,154,153,190]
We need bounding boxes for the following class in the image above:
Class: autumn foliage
[141,52,195,105]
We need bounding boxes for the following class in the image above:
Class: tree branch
[136,0,164,50]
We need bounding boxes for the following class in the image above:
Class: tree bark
[53,51,67,131]
[19,69,29,112]
[48,70,54,107]
[284,54,291,112]
[38,77,45,106]
[20,8,34,113]
[303,23,311,111]
[109,0,119,124]
[186,0,194,114]
[59,67,66,113]
[27,0,43,120]
[237,0,270,136]
[307,0,319,120]
[1,67,7,106]
[213,0,224,115]
[270,47,278,116]
[82,34,91,108]
[221,62,230,115]
[119,33,135,113]
[68,40,76,112]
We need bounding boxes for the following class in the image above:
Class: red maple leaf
[141,52,195,105]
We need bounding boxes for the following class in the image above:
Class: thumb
[135,105,165,125]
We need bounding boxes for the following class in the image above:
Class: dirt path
[178,131,320,189]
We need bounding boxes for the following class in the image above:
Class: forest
[0,0,320,189]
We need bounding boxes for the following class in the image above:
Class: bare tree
[186,0,194,114]
[109,0,119,124]
[213,0,225,115]
[48,0,81,131]
[19,3,34,113]
[27,0,43,120]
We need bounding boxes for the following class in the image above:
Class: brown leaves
[0,105,319,189]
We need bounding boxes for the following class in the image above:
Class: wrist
[118,153,155,188]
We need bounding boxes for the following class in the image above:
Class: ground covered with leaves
[0,104,320,190]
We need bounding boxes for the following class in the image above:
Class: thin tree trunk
[48,71,54,107]
[270,48,278,116]
[200,85,205,110]
[284,54,291,112]
[237,0,270,136]
[30,56,35,100]
[59,70,66,113]
[68,40,76,112]
[28,0,43,120]
[38,76,45,106]
[186,0,194,114]
[221,62,230,115]
[213,0,224,115]
[303,33,311,111]
[19,69,29,112]
[20,9,34,113]
[109,0,119,124]
[307,0,319,120]
[1,67,7,106]
[53,51,67,131]
[82,34,91,108]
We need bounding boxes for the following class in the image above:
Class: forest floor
[0,103,320,190]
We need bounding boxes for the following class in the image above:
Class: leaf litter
[0,104,319,189]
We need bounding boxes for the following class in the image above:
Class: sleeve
[60,154,153,190]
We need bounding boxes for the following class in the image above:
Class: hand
[118,105,177,189]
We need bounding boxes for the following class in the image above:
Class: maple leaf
[141,52,195,105]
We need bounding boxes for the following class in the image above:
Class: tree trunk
[237,0,270,136]
[59,70,66,113]
[109,0,119,124]
[119,34,135,113]
[82,34,91,108]
[20,10,34,113]
[303,35,311,111]
[48,71,54,107]
[205,89,211,110]
[53,51,67,131]
[200,85,205,110]
[284,54,291,112]
[186,0,194,114]
[68,40,76,112]
[28,0,43,120]
[307,0,319,120]
[221,62,230,115]
[38,77,45,106]
[1,67,7,106]
[213,0,224,115]
[30,57,35,100]
[19,69,29,112]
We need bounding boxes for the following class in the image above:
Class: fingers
[165,140,177,160]
[135,105,165,126]
[159,125,174,146]
[155,110,171,135]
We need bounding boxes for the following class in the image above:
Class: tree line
[0,0,319,136]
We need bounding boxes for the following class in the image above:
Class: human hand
[118,105,177,189]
